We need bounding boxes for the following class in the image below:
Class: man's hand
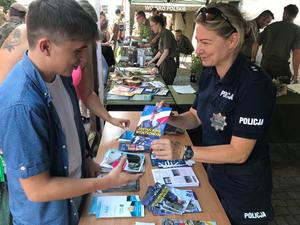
[85,157,101,178]
[109,117,130,129]
[151,139,184,160]
[106,156,143,187]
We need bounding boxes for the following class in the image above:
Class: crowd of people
[0,0,299,225]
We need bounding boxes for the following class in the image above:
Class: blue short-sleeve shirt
[193,54,276,163]
[0,53,87,225]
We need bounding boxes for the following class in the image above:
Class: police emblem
[210,113,227,131]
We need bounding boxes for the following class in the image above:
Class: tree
[0,0,16,12]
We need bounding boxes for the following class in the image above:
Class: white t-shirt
[46,76,82,178]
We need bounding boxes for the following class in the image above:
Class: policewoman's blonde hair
[196,3,248,52]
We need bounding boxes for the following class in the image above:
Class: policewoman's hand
[107,156,143,187]
[151,139,184,160]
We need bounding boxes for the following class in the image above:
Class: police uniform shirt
[258,21,300,61]
[158,28,177,59]
[192,53,276,163]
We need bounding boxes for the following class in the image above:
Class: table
[105,72,176,111]
[79,111,231,225]
[269,91,300,143]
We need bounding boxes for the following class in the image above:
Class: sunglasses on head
[197,7,237,32]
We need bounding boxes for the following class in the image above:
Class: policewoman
[146,15,177,85]
[151,3,276,225]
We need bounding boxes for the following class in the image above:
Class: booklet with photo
[100,149,145,173]
[133,105,171,149]
[161,218,217,225]
[141,183,191,216]
[119,105,172,152]
[152,167,199,187]
[89,195,144,218]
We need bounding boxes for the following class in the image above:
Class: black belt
[208,158,270,176]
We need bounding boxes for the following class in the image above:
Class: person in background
[131,11,152,43]
[111,9,125,49]
[174,29,194,68]
[0,3,27,47]
[241,10,274,60]
[0,6,5,26]
[146,15,177,85]
[100,11,115,69]
[151,7,166,26]
[151,3,276,225]
[252,4,300,83]
[0,1,142,225]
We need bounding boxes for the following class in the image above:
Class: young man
[241,10,274,60]
[252,4,300,83]
[174,29,194,67]
[0,1,141,225]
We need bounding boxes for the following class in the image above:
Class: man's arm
[76,44,129,128]
[20,157,142,202]
[251,41,259,63]
[0,24,28,83]
[291,48,300,83]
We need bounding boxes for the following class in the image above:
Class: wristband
[155,64,159,69]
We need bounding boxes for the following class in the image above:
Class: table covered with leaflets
[105,66,175,111]
[79,111,231,225]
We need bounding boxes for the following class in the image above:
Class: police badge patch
[210,113,227,131]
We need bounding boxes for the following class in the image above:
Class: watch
[154,64,159,69]
[183,145,194,160]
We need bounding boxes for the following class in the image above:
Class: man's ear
[38,38,51,56]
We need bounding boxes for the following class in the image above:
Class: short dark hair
[258,10,274,19]
[115,9,121,15]
[284,4,299,18]
[175,29,182,33]
[26,0,99,48]
[150,15,165,27]
[136,11,146,18]
[77,0,98,22]
[151,8,157,12]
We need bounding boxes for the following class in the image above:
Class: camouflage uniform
[0,10,5,26]
[0,17,23,47]
[139,19,152,41]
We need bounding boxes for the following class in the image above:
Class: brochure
[108,85,143,97]
[117,130,135,143]
[119,105,172,152]
[155,88,169,96]
[141,183,191,215]
[89,195,144,218]
[150,152,195,168]
[152,167,199,187]
[100,149,145,173]
[161,218,217,225]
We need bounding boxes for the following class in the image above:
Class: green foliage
[191,54,202,73]
[0,0,16,12]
